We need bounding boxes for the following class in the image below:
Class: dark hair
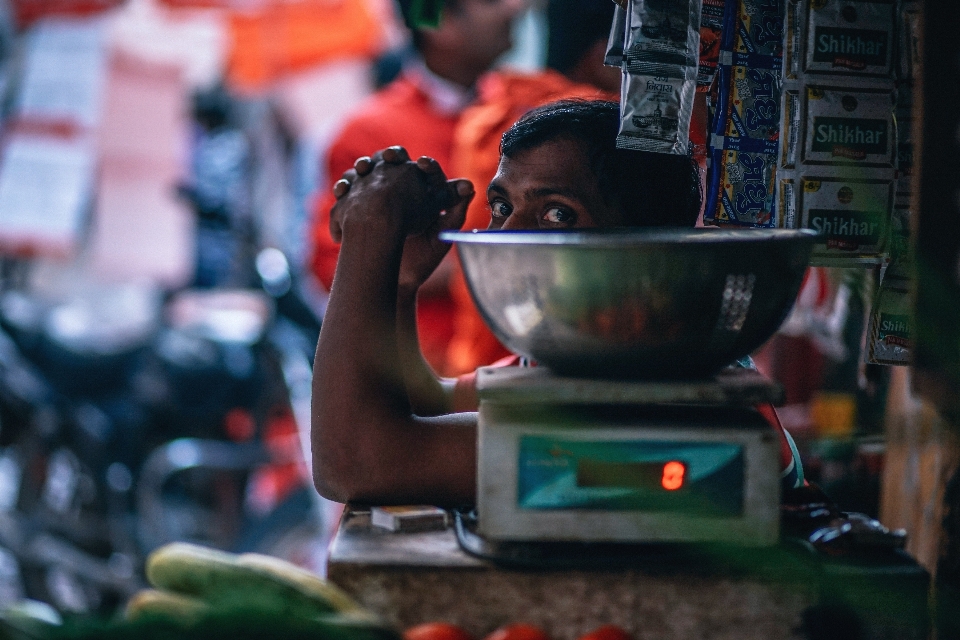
[546,0,616,74]
[500,100,702,227]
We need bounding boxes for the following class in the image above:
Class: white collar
[405,58,476,116]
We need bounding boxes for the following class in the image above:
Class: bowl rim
[440,227,819,246]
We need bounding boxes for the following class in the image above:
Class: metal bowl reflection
[441,228,817,379]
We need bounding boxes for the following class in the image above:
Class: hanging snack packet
[720,64,782,142]
[622,0,701,77]
[619,72,697,154]
[698,0,725,89]
[617,0,702,154]
[867,274,911,366]
[708,148,778,225]
[605,4,628,68]
[725,0,784,57]
[710,0,785,145]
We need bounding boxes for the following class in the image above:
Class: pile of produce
[1,543,396,640]
[0,544,637,640]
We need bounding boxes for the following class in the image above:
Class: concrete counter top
[326,508,815,640]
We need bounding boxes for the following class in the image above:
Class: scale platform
[475,366,783,547]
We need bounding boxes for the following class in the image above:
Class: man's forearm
[311,220,475,506]
[311,158,477,507]
[396,289,454,416]
[312,216,409,498]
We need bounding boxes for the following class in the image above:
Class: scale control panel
[477,402,781,546]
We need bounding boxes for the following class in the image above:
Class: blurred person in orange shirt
[443,0,620,375]
[311,0,526,373]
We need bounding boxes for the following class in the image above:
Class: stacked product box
[867,0,918,366]
[777,0,899,266]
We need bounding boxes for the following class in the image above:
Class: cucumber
[145,543,364,619]
[237,552,364,613]
[145,543,241,598]
[125,589,210,623]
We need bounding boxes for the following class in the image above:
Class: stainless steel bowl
[441,228,817,379]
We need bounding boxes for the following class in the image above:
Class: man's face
[486,137,622,230]
[444,0,525,71]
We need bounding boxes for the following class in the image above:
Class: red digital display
[661,461,686,490]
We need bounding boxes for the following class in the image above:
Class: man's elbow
[312,451,356,504]
[312,447,386,504]
[313,467,346,503]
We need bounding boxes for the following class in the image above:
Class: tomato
[576,624,632,640]
[404,622,475,640]
[482,623,551,640]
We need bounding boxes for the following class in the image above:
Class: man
[443,0,621,375]
[311,100,750,507]
[311,0,524,374]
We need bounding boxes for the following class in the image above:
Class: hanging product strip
[704,0,786,228]
[866,0,919,366]
[777,0,898,266]
[698,0,725,91]
[614,0,702,155]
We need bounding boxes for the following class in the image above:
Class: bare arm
[395,289,457,416]
[311,149,477,506]
[353,152,462,416]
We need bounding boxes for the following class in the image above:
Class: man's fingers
[353,156,373,175]
[417,156,448,186]
[416,156,443,175]
[332,179,351,199]
[334,167,360,199]
[381,146,410,164]
[441,179,474,231]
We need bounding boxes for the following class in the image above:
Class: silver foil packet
[605,4,628,68]
[617,0,701,154]
[618,69,697,154]
[623,0,702,77]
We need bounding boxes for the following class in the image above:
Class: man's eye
[490,201,511,218]
[542,207,575,224]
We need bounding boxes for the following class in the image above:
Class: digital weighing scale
[475,365,784,548]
